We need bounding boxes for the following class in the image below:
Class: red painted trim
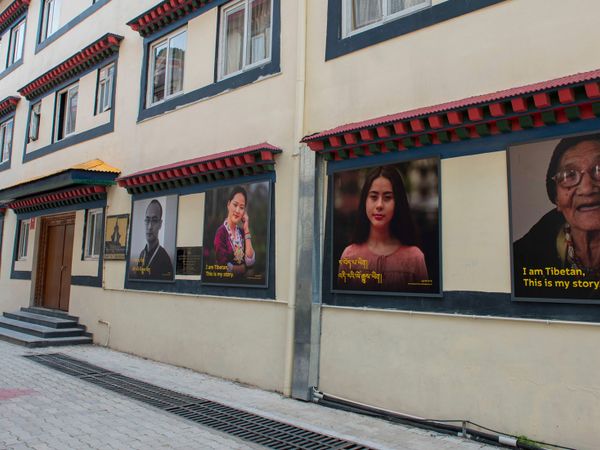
[0,96,19,118]
[7,185,106,211]
[19,33,123,100]
[467,107,484,121]
[488,103,505,117]
[533,93,551,109]
[0,0,30,35]
[127,0,214,37]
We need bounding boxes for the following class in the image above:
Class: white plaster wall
[58,0,90,28]
[184,9,218,92]
[177,193,204,247]
[70,286,288,392]
[0,212,32,311]
[319,307,600,450]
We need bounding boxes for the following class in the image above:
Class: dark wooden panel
[42,225,65,310]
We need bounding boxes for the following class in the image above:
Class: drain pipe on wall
[98,320,111,347]
[312,390,574,450]
[283,0,308,397]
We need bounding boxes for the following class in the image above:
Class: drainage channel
[24,353,373,450]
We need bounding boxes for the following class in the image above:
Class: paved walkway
[0,341,495,450]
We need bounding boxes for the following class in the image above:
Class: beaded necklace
[564,224,600,276]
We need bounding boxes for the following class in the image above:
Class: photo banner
[104,214,129,260]
[202,181,271,287]
[509,132,600,302]
[332,158,440,295]
[128,195,178,282]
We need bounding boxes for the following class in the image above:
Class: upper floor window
[342,0,430,37]
[8,20,26,66]
[219,0,272,80]
[96,63,114,114]
[41,0,61,41]
[55,83,78,141]
[148,28,186,106]
[84,208,103,259]
[0,119,13,163]
[28,102,41,142]
[17,220,30,260]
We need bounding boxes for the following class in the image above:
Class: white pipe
[98,319,111,347]
[283,0,308,397]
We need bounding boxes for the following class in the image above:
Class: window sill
[138,62,281,122]
[0,159,11,172]
[0,59,23,81]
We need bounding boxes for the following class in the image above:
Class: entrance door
[37,214,75,311]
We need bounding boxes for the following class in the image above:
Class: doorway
[35,213,75,311]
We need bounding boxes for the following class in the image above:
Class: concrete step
[0,328,92,348]
[0,317,88,338]
[3,311,82,329]
[21,307,79,322]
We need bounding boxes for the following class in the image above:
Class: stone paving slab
[0,341,496,450]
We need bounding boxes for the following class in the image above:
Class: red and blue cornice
[0,96,19,119]
[117,143,282,194]
[18,33,123,101]
[0,0,29,35]
[127,0,215,37]
[302,69,600,161]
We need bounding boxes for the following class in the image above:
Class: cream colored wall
[70,285,288,391]
[305,0,600,134]
[0,212,33,311]
[182,10,217,92]
[319,307,600,450]
[442,151,510,292]
[71,209,101,277]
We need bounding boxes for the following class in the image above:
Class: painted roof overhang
[127,0,214,37]
[0,0,29,35]
[117,143,282,195]
[0,160,120,212]
[302,68,600,161]
[18,33,124,101]
[0,96,19,119]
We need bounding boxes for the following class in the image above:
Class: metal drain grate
[25,353,373,450]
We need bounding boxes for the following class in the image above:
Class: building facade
[0,1,598,448]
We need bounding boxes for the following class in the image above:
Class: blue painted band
[137,0,281,122]
[11,270,31,280]
[326,0,505,61]
[35,0,112,54]
[0,58,22,81]
[71,276,102,288]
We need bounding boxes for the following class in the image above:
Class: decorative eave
[127,0,214,37]
[0,0,30,35]
[117,143,282,195]
[0,207,5,216]
[302,69,600,161]
[18,33,124,101]
[0,160,120,206]
[8,186,107,214]
[0,96,19,119]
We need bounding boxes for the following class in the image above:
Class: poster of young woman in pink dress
[333,159,440,294]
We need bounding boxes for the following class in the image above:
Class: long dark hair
[228,186,248,205]
[353,166,418,246]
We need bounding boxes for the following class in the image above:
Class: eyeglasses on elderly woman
[551,163,600,188]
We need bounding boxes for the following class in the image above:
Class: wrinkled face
[227,193,246,225]
[555,141,600,233]
[365,176,395,231]
[144,202,162,246]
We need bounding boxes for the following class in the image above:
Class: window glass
[55,84,78,141]
[345,0,429,36]
[148,30,186,106]
[220,0,272,79]
[42,0,61,41]
[18,220,29,260]
[29,102,41,142]
[8,20,25,66]
[96,64,114,113]
[0,119,13,163]
[85,209,103,259]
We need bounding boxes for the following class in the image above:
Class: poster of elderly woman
[332,158,440,295]
[510,132,600,302]
[202,181,271,287]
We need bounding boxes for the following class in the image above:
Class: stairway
[0,307,93,348]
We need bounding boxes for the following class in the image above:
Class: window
[342,0,430,36]
[219,0,272,79]
[41,0,61,41]
[17,220,29,260]
[55,83,78,141]
[96,63,114,114]
[29,102,41,142]
[0,119,13,163]
[84,209,103,259]
[7,20,25,66]
[148,29,186,106]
